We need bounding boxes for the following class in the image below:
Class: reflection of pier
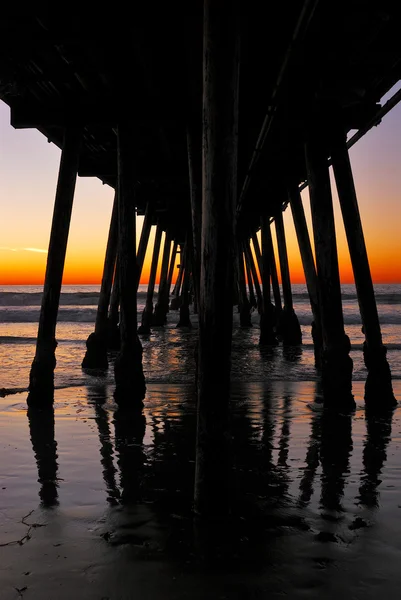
[4,4,400,514]
[23,373,397,568]
[358,408,394,509]
[319,411,353,513]
[113,409,146,505]
[27,406,59,507]
[87,386,120,505]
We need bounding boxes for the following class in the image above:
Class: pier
[1,3,401,517]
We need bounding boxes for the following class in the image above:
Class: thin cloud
[23,247,47,254]
[0,246,47,254]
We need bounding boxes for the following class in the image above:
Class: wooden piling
[274,210,302,344]
[176,242,192,328]
[153,229,172,326]
[244,242,257,309]
[259,217,278,345]
[170,244,185,310]
[138,224,163,334]
[331,124,396,409]
[238,244,252,327]
[82,191,118,369]
[194,0,240,517]
[268,225,282,315]
[107,257,120,349]
[251,231,263,279]
[244,240,263,314]
[288,181,322,365]
[136,201,153,288]
[113,123,146,406]
[305,111,354,411]
[28,127,82,406]
[187,124,202,311]
[166,240,178,300]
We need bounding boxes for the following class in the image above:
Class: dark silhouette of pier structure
[1,3,400,516]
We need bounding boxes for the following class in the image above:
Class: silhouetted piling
[136,201,153,288]
[153,229,172,326]
[177,242,192,328]
[113,123,146,406]
[268,222,282,316]
[166,240,178,306]
[259,216,278,345]
[138,224,162,334]
[195,0,240,518]
[305,110,354,411]
[331,123,396,409]
[245,239,263,314]
[187,123,202,311]
[170,244,185,310]
[274,210,302,344]
[238,244,252,327]
[82,191,118,369]
[107,257,120,350]
[244,242,257,309]
[289,181,322,366]
[28,127,82,406]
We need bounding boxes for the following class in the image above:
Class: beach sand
[1,380,401,599]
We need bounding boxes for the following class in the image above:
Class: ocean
[1,283,401,598]
[1,283,401,394]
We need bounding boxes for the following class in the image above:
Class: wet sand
[1,380,401,599]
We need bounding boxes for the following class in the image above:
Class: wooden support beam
[251,232,263,279]
[251,227,281,313]
[10,99,182,129]
[176,241,192,328]
[167,240,178,298]
[259,217,278,345]
[113,123,146,406]
[288,181,322,364]
[194,0,240,517]
[136,201,154,289]
[243,242,257,310]
[170,244,185,310]
[107,257,120,350]
[138,224,163,334]
[28,127,82,406]
[331,124,396,409]
[274,211,292,311]
[238,244,252,327]
[82,190,119,369]
[268,224,282,314]
[305,110,354,411]
[153,230,172,326]
[244,240,263,314]
[274,210,302,344]
[187,123,202,312]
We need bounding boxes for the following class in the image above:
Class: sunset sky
[1,87,401,286]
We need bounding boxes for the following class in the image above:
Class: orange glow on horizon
[1,219,400,286]
[1,252,400,285]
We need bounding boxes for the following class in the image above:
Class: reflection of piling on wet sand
[27,406,59,507]
[358,407,394,508]
[0,376,397,597]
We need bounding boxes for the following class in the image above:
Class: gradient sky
[1,87,401,285]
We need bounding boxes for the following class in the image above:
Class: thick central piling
[195,0,240,517]
[113,123,146,406]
